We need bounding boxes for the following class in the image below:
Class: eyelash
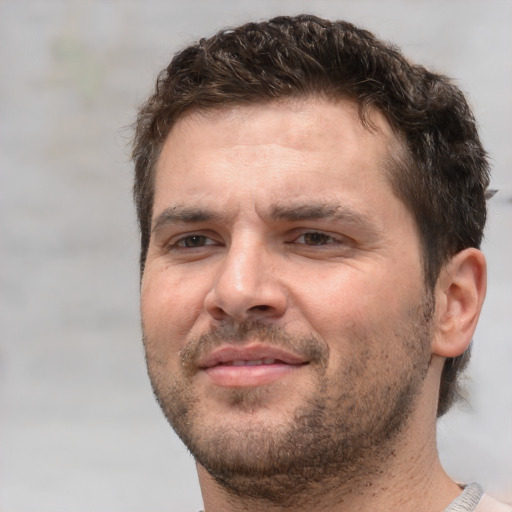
[168,230,347,251]
[170,234,220,249]
[293,231,344,246]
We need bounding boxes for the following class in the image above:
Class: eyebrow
[271,203,377,230]
[151,206,221,234]
[151,202,380,236]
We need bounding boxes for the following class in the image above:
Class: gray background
[0,1,511,511]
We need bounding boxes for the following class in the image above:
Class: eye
[295,232,338,245]
[174,235,217,248]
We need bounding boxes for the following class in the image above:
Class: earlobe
[432,248,487,358]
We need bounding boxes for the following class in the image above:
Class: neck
[198,363,462,512]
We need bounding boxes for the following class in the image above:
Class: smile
[198,343,309,368]
[197,344,309,388]
[218,358,281,366]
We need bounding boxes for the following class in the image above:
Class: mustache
[179,321,329,374]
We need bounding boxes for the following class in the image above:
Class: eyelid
[289,229,352,245]
[176,236,215,248]
[295,233,335,244]
[167,230,223,250]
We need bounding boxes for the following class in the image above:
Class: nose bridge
[222,234,261,295]
[205,231,286,321]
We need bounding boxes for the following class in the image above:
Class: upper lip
[197,343,309,369]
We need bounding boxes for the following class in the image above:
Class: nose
[204,238,288,323]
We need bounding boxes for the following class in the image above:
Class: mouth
[197,344,309,388]
[198,344,309,368]
[216,358,286,367]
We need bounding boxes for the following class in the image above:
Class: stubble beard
[144,299,434,507]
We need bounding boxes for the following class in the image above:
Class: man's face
[141,98,433,497]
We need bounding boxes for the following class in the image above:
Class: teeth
[245,359,263,366]
[232,360,250,366]
[227,358,276,366]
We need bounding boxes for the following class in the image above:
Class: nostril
[208,305,230,321]
[249,305,271,312]
[205,277,288,321]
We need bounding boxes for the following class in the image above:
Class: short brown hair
[132,14,490,416]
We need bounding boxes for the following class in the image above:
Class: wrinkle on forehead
[155,97,411,232]
[170,96,399,153]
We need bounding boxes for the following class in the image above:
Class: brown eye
[301,232,333,245]
[177,235,209,247]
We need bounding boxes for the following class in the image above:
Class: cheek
[141,267,209,350]
[296,269,398,329]
[294,265,422,360]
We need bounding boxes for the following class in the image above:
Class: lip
[197,343,309,369]
[196,343,309,388]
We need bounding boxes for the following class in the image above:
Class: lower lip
[202,363,304,388]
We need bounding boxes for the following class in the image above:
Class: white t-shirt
[444,483,512,512]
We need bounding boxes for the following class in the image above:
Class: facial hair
[143,299,433,507]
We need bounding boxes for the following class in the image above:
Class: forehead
[161,97,399,154]
[153,97,404,217]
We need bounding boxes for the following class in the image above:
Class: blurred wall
[1,1,511,510]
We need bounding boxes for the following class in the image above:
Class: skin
[141,98,487,512]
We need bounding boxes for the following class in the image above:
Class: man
[131,14,510,512]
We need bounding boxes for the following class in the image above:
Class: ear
[432,248,487,358]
